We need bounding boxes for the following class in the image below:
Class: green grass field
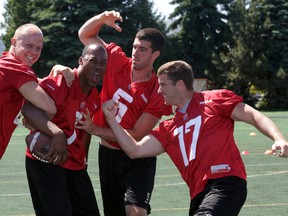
[1,111,288,216]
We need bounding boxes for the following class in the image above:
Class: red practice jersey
[26,69,100,170]
[94,43,172,148]
[0,52,38,159]
[151,90,247,199]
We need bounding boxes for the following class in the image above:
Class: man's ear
[152,50,160,60]
[177,79,185,90]
[11,38,16,47]
[9,38,16,53]
[79,56,84,65]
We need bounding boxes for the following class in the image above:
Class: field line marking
[1,170,287,197]
[154,182,185,187]
[247,170,288,178]
[0,193,30,197]
[243,203,288,207]
[126,202,288,212]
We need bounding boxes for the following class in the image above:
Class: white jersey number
[112,89,133,123]
[173,115,202,167]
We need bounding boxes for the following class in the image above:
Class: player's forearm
[21,101,64,138]
[254,114,286,142]
[88,124,118,142]
[78,13,105,45]
[90,122,145,143]
[105,118,139,158]
[81,132,92,159]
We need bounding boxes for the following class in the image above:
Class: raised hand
[102,10,123,32]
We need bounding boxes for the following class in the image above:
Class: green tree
[213,0,268,106]
[1,0,31,48]
[256,0,288,109]
[168,0,233,79]
[168,0,288,109]
[1,0,166,77]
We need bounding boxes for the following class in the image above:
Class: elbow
[45,103,57,118]
[78,27,92,46]
[49,105,57,116]
[125,149,141,160]
[78,29,85,44]
[46,98,57,116]
[21,103,30,117]
[128,153,138,160]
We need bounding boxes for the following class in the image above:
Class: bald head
[13,24,43,40]
[81,43,107,59]
[9,23,44,67]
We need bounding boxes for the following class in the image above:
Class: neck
[131,67,153,82]
[176,91,194,110]
[81,85,92,95]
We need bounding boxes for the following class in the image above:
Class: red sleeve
[105,43,130,72]
[39,75,69,106]
[0,52,38,89]
[206,89,243,117]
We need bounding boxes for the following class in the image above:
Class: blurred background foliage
[1,0,287,110]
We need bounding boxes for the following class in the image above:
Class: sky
[0,0,5,23]
[0,0,175,34]
[152,0,175,18]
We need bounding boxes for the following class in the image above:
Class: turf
[0,111,288,215]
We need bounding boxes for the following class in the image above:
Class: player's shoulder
[200,89,235,99]
[40,75,67,88]
[0,52,36,76]
[106,42,125,55]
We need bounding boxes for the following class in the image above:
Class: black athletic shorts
[26,157,100,216]
[98,144,156,215]
[189,176,247,216]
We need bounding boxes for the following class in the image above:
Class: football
[25,131,52,163]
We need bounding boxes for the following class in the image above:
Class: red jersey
[150,90,247,199]
[26,69,100,170]
[94,43,172,148]
[0,52,38,159]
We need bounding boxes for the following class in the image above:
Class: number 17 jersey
[151,89,247,200]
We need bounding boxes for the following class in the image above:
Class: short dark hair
[157,60,194,90]
[135,28,165,53]
[81,43,107,57]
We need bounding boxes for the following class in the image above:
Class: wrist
[47,121,65,137]
[51,129,65,138]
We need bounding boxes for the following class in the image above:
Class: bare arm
[22,101,68,164]
[49,14,127,87]
[102,100,165,159]
[19,81,56,118]
[78,10,123,46]
[231,102,288,157]
[77,110,159,143]
[81,131,92,161]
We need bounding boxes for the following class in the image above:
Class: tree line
[1,0,287,110]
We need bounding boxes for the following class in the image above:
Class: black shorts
[98,144,156,215]
[25,157,100,216]
[189,176,247,216]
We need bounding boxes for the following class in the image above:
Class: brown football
[25,131,52,163]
